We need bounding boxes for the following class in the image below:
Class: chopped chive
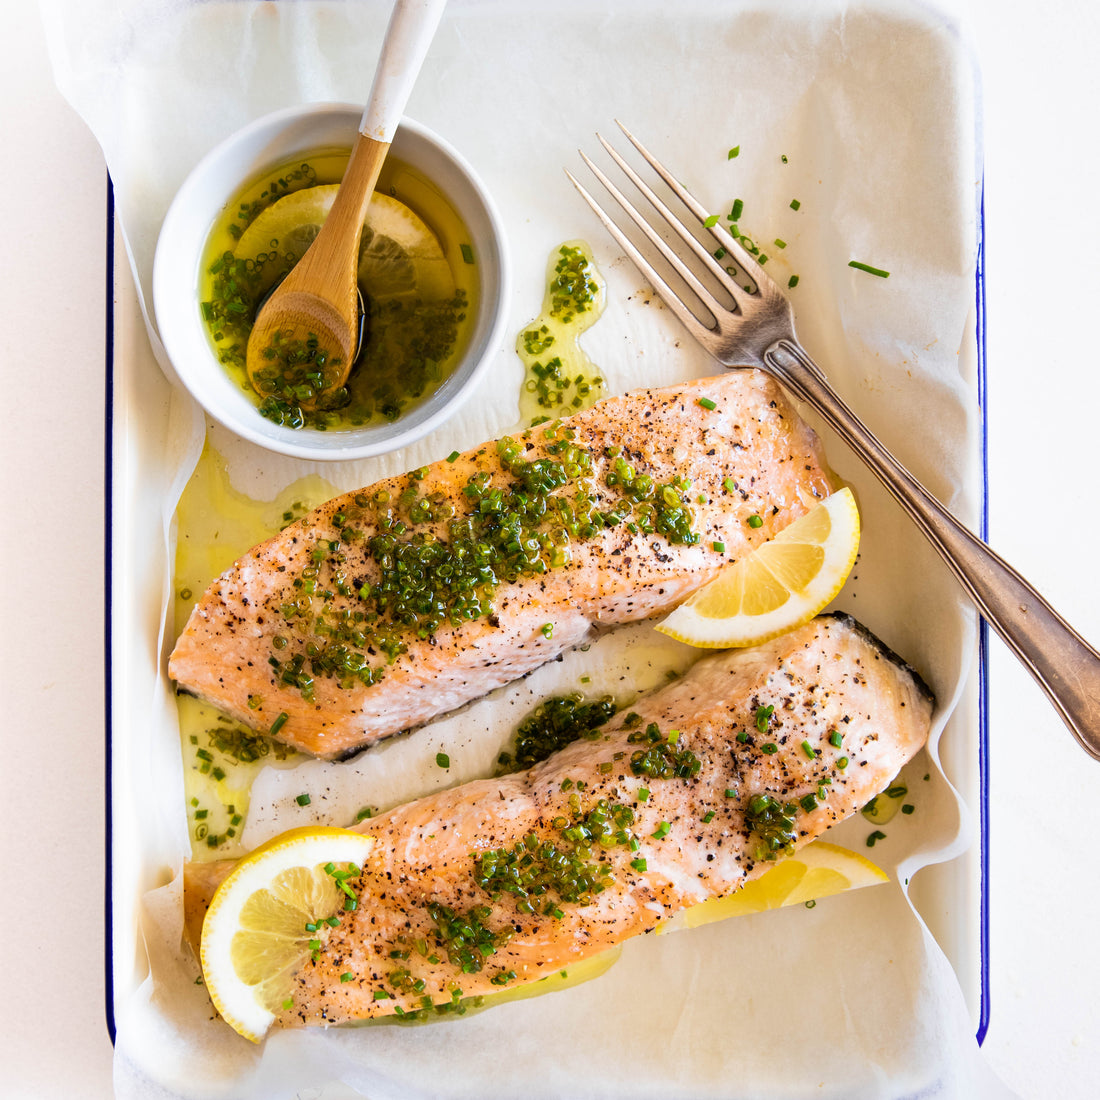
[702,810,716,823]
[730,198,744,221]
[781,154,789,163]
[800,793,818,812]
[704,214,720,228]
[747,514,763,528]
[760,743,779,755]
[736,731,749,744]
[837,756,850,769]
[712,540,726,553]
[902,804,915,815]
[269,712,289,737]
[372,990,390,1000]
[436,752,450,769]
[446,449,460,462]
[788,274,800,289]
[541,623,554,638]
[774,238,787,249]
[340,972,354,983]
[295,793,311,806]
[652,821,671,839]
[723,476,736,492]
[697,396,717,410]
[848,260,890,278]
[829,730,843,748]
[866,830,886,848]
[713,246,727,260]
[631,857,648,872]
[801,740,816,760]
[460,243,475,264]
[790,199,801,210]
[727,146,740,159]
[637,787,650,802]
[724,788,737,798]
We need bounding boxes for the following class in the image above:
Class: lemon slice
[235,185,456,304]
[663,841,887,932]
[657,486,860,648]
[200,825,375,1043]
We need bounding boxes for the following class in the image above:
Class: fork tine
[565,168,717,344]
[593,133,750,306]
[575,149,730,324]
[614,119,772,293]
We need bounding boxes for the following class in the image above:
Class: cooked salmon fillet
[169,370,832,758]
[185,613,932,1027]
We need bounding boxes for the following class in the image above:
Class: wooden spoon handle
[309,134,391,278]
[361,0,449,143]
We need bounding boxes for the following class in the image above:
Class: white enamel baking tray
[104,1,989,1094]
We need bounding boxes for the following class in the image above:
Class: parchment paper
[43,0,1017,1095]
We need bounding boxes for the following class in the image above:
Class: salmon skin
[169,370,832,758]
[185,613,933,1027]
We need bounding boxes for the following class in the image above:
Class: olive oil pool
[199,151,477,431]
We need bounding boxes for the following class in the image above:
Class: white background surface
[2,0,1097,1096]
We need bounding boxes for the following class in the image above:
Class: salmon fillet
[169,370,832,758]
[184,613,932,1027]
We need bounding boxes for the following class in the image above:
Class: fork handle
[765,337,1100,761]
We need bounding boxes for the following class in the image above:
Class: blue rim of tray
[104,176,118,1044]
[101,176,994,1048]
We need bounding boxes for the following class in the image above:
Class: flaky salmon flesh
[169,370,832,758]
[185,614,932,1028]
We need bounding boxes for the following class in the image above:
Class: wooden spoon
[246,0,448,407]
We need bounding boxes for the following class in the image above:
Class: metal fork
[568,122,1100,761]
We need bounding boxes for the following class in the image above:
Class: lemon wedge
[235,185,456,305]
[657,486,860,649]
[663,841,887,932]
[200,826,375,1043]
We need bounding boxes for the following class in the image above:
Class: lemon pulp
[200,826,375,1042]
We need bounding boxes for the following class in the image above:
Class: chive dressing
[198,151,478,432]
[861,767,914,828]
[516,241,606,425]
[173,444,335,859]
